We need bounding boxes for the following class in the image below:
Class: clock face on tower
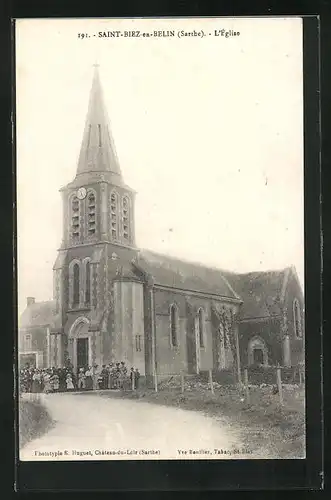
[76,187,87,200]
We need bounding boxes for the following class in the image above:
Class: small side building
[18,297,56,369]
[225,266,304,369]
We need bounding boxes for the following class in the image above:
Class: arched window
[135,335,142,352]
[170,304,179,347]
[293,299,302,338]
[198,308,205,348]
[98,124,102,147]
[73,263,80,307]
[122,195,130,241]
[85,261,91,305]
[71,196,80,240]
[87,192,96,236]
[110,191,119,240]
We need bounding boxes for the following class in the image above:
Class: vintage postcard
[16,17,305,462]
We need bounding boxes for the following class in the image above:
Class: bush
[19,399,53,448]
[247,365,277,385]
[200,370,236,385]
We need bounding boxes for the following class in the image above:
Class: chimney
[27,297,35,307]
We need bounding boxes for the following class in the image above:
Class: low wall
[153,370,237,387]
[245,365,303,385]
[201,370,236,385]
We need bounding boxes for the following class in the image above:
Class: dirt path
[20,392,252,461]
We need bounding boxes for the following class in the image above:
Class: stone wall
[152,288,230,376]
[112,280,145,373]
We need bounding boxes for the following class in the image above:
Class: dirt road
[20,392,252,461]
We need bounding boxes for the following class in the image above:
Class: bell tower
[60,64,136,249]
[51,65,139,370]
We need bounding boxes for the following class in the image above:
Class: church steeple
[75,65,123,186]
[60,65,136,249]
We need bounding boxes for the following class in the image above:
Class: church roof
[19,300,57,329]
[134,249,241,301]
[70,65,125,189]
[114,263,142,281]
[222,268,291,320]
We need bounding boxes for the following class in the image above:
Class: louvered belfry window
[87,193,96,235]
[110,192,118,240]
[71,196,80,239]
[122,196,130,241]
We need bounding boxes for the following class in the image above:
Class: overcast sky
[16,17,304,314]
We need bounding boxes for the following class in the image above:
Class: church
[18,67,305,383]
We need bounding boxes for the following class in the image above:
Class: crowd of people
[19,361,141,394]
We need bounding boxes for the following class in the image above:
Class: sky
[16,17,304,314]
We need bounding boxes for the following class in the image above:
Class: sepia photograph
[16,17,305,462]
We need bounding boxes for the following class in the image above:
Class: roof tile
[222,269,289,319]
[135,250,240,299]
[19,300,57,329]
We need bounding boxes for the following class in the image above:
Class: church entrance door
[77,338,89,370]
[253,348,264,365]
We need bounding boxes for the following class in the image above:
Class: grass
[19,397,54,449]
[97,381,305,459]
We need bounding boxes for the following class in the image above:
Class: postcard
[16,17,305,462]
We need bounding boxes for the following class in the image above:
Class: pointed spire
[76,65,122,179]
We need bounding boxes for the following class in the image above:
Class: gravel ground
[19,391,253,461]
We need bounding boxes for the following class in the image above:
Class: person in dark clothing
[108,363,115,389]
[26,370,33,392]
[134,368,140,390]
[58,368,66,392]
[114,363,121,389]
[31,370,42,393]
[100,365,109,389]
[129,367,135,389]
[85,366,93,390]
[20,369,30,393]
[65,358,73,372]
